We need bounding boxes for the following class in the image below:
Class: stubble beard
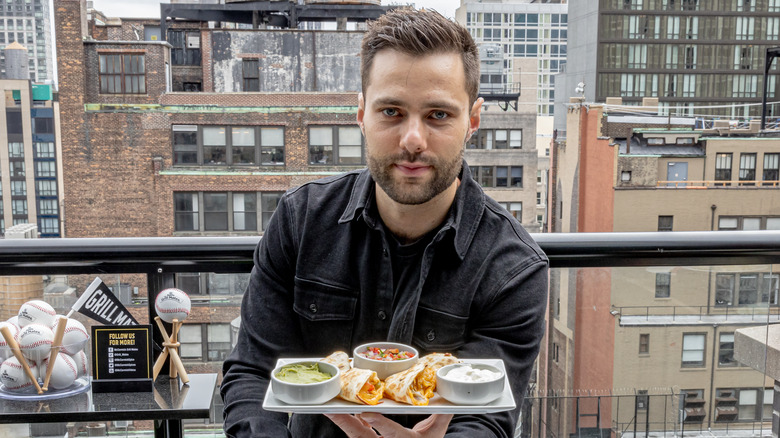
[367,144,464,206]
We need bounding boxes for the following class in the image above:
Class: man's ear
[468,97,483,137]
[357,93,365,135]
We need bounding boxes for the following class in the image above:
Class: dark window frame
[98,53,146,95]
[172,125,285,167]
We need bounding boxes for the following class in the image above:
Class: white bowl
[352,342,418,380]
[436,362,505,405]
[270,360,340,405]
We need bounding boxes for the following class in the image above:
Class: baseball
[52,318,89,355]
[41,353,78,390]
[0,357,34,391]
[5,316,20,331]
[0,321,20,361]
[154,288,191,323]
[17,300,57,328]
[18,323,54,362]
[69,350,89,378]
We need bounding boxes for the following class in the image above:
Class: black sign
[91,325,153,393]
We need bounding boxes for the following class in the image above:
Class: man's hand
[325,413,453,437]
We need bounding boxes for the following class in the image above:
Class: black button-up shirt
[221,162,549,437]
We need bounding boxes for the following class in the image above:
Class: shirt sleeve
[447,256,549,437]
[220,194,302,438]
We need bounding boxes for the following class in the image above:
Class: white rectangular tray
[262,358,515,414]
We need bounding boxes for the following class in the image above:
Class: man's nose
[400,118,426,154]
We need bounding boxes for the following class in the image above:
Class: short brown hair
[360,8,480,105]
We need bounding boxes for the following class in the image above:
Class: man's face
[358,49,481,205]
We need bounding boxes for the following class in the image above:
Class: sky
[91,0,458,20]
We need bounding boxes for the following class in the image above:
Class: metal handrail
[0,231,778,275]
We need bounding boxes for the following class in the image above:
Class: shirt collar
[338,161,484,260]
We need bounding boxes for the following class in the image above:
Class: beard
[367,144,464,206]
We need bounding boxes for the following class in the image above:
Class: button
[378,310,387,320]
[383,248,388,257]
[426,329,436,341]
[309,303,318,313]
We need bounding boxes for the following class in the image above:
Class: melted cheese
[357,376,384,405]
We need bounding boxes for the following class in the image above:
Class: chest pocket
[293,277,357,354]
[412,305,467,352]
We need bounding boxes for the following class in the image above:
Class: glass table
[0,373,218,438]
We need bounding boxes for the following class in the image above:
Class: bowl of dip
[271,360,341,405]
[435,362,505,405]
[352,342,418,380]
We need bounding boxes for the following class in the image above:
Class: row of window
[715,152,780,185]
[602,14,778,41]
[653,268,778,306]
[173,125,527,167]
[173,191,282,233]
[601,44,778,71]
[617,0,779,13]
[473,27,568,43]
[600,73,777,99]
[466,12,568,27]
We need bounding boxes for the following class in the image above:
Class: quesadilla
[322,351,384,405]
[383,362,436,406]
[418,352,459,373]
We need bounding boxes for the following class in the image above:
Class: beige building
[547,99,779,437]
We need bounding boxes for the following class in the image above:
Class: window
[736,17,755,40]
[172,125,285,166]
[261,192,282,231]
[174,191,282,233]
[474,166,523,188]
[179,324,203,359]
[738,273,758,305]
[36,180,56,196]
[38,217,58,235]
[715,153,732,185]
[498,202,522,220]
[174,192,199,231]
[232,193,256,231]
[167,30,201,66]
[682,333,706,367]
[99,53,146,94]
[763,153,779,185]
[718,333,737,367]
[308,126,364,165]
[467,129,522,149]
[639,334,650,354]
[655,272,671,298]
[242,59,259,92]
[658,216,673,231]
[33,117,52,134]
[34,142,54,158]
[35,161,55,177]
[38,198,57,215]
[738,153,756,185]
[8,141,24,158]
[719,216,780,231]
[203,193,228,231]
[716,273,735,306]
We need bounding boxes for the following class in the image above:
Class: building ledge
[734,324,780,381]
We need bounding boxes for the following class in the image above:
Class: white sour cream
[445,365,502,383]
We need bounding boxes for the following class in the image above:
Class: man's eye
[431,111,448,120]
[382,108,399,117]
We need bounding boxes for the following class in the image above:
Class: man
[221,8,548,438]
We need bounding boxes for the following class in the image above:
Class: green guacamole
[276,363,333,384]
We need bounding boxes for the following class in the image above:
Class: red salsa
[358,347,415,361]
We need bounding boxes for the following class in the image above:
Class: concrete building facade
[555,0,780,134]
[0,0,53,83]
